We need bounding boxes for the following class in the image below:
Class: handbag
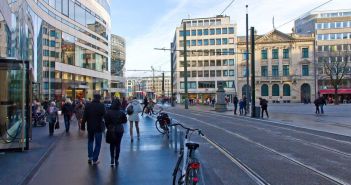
[106,125,116,144]
[55,121,60,129]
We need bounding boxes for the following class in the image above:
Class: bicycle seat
[186,143,199,150]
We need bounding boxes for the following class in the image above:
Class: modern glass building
[110,34,126,98]
[0,0,111,150]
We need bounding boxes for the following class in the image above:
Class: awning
[319,89,351,95]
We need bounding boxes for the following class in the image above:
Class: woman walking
[126,97,142,142]
[47,101,59,136]
[74,100,85,130]
[104,100,127,166]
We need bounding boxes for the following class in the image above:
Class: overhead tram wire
[219,0,237,16]
[276,0,333,29]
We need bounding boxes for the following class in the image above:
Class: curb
[19,131,65,185]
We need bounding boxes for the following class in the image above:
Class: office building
[110,34,127,97]
[237,29,316,103]
[171,15,237,103]
[126,76,171,98]
[295,9,351,102]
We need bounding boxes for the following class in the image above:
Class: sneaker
[88,159,93,164]
[92,160,100,165]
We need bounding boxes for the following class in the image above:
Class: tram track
[169,111,349,185]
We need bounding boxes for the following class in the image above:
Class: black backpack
[127,105,134,115]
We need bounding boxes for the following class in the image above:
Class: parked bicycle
[154,108,171,134]
[170,121,204,185]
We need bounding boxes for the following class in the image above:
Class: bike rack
[169,119,184,153]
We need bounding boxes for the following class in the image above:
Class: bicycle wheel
[173,153,184,185]
[155,120,166,134]
[185,158,200,185]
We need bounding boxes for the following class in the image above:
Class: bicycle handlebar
[169,122,204,136]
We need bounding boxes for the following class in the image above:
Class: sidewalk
[182,103,351,137]
[0,116,65,185]
[27,115,177,185]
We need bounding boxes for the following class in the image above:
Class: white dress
[127,100,142,122]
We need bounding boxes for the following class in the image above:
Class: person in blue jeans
[81,94,106,165]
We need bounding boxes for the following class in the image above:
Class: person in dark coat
[121,97,128,113]
[314,98,320,114]
[81,94,106,165]
[319,97,326,114]
[62,98,74,133]
[233,95,238,115]
[104,100,127,166]
[259,98,269,118]
[141,96,148,116]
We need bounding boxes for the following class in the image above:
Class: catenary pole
[183,21,189,109]
[250,27,256,117]
[245,5,250,114]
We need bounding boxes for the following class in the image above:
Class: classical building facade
[171,15,237,103]
[295,10,351,102]
[110,34,126,97]
[237,29,316,103]
[0,0,112,101]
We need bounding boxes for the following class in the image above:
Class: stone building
[237,29,316,103]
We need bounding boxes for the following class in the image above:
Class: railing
[168,119,184,153]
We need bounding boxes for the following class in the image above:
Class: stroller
[32,110,47,127]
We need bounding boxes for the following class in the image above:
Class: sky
[110,0,350,77]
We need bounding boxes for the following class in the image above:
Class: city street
[166,104,351,185]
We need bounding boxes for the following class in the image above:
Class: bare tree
[319,51,349,104]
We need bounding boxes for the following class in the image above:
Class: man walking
[233,95,238,115]
[81,94,106,165]
[243,96,247,115]
[141,96,148,116]
[314,98,320,114]
[259,98,269,118]
[319,97,326,114]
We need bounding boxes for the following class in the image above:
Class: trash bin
[254,106,261,118]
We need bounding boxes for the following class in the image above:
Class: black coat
[104,109,127,133]
[82,100,106,132]
[62,103,73,116]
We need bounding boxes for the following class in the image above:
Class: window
[198,61,203,67]
[50,30,56,37]
[302,65,309,76]
[210,29,215,35]
[204,39,209,45]
[272,49,278,59]
[243,66,247,77]
[210,70,215,77]
[50,51,56,57]
[210,39,215,45]
[204,29,208,35]
[216,28,221,34]
[223,70,228,76]
[261,84,268,96]
[197,40,202,46]
[192,71,197,77]
[283,84,291,96]
[62,0,68,15]
[198,71,203,77]
[204,60,209,66]
[50,40,56,47]
[191,30,196,36]
[222,49,228,55]
[191,61,196,67]
[261,49,267,59]
[179,31,184,36]
[197,30,202,36]
[216,60,221,66]
[283,65,289,76]
[75,4,86,26]
[222,28,227,34]
[222,38,228,45]
[228,59,234,66]
[191,40,196,46]
[186,40,190,46]
[272,84,279,96]
[180,82,196,89]
[229,70,234,76]
[228,27,234,34]
[43,50,49,56]
[198,81,215,88]
[229,49,234,55]
[272,65,279,76]
[261,66,268,77]
[216,70,221,77]
[210,60,215,66]
[283,49,289,59]
[204,70,209,77]
[216,39,221,45]
[302,48,309,58]
[223,60,228,66]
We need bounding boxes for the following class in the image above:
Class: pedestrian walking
[62,98,74,133]
[141,96,148,116]
[211,98,216,107]
[74,100,85,130]
[314,98,320,114]
[121,97,128,113]
[259,98,269,118]
[319,97,326,114]
[239,99,244,115]
[243,96,247,115]
[47,101,59,136]
[81,94,106,165]
[126,97,142,142]
[233,95,238,115]
[104,100,127,166]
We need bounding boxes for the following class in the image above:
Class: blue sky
[110,0,349,77]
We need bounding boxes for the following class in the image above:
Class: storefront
[0,59,30,151]
[319,89,351,103]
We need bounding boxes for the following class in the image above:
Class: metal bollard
[179,131,184,151]
[174,126,178,152]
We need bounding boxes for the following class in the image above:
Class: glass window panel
[272,65,279,76]
[197,40,202,46]
[191,30,196,36]
[204,39,209,46]
[261,66,268,77]
[302,48,309,58]
[228,59,234,66]
[62,0,68,16]
[204,29,208,35]
[216,28,221,34]
[197,29,202,36]
[69,0,75,19]
[210,39,215,45]
[272,49,278,59]
[261,49,267,59]
[191,40,196,46]
[216,38,221,45]
[228,27,234,34]
[283,65,289,76]
[272,84,279,96]
[210,29,215,35]
[261,84,268,96]
[222,38,228,44]
[222,28,227,34]
[56,0,62,12]
[75,4,86,26]
[283,49,289,59]
[283,84,291,96]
